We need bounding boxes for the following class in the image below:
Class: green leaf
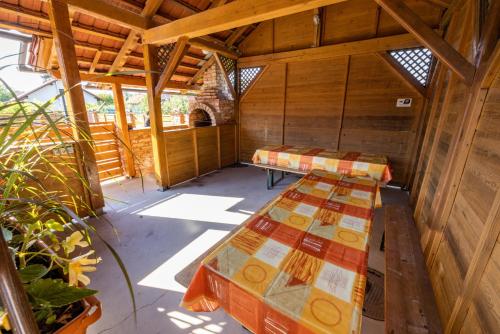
[1,227,12,241]
[45,219,64,232]
[18,264,49,283]
[27,279,97,308]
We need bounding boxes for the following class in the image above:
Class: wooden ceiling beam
[374,0,475,85]
[108,0,164,75]
[225,26,249,47]
[209,0,229,9]
[172,0,202,14]
[190,37,239,59]
[155,37,190,96]
[238,33,421,66]
[62,0,148,31]
[52,70,199,91]
[143,0,348,45]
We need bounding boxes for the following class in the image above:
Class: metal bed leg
[267,169,274,190]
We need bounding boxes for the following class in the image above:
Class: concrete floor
[87,166,409,334]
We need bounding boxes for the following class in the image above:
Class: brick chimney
[188,62,235,126]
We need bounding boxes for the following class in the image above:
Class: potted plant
[0,79,134,333]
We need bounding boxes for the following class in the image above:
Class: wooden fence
[163,124,237,187]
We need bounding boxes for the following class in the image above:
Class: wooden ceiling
[0,0,257,88]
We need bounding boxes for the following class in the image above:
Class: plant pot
[54,296,101,334]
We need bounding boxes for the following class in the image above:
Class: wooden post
[47,0,104,211]
[112,83,136,178]
[193,129,199,176]
[143,44,169,190]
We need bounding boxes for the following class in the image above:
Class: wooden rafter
[226,26,249,47]
[62,0,148,31]
[108,0,164,75]
[377,52,428,97]
[155,37,190,96]
[143,0,348,45]
[214,53,236,99]
[190,38,239,59]
[88,50,102,74]
[238,33,421,66]
[374,0,475,85]
[188,56,215,86]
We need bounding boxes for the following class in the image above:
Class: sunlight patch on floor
[138,229,229,292]
[137,193,250,225]
[164,310,227,334]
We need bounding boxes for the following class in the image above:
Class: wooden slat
[195,127,219,175]
[188,56,215,85]
[377,52,428,97]
[143,0,348,45]
[385,205,443,333]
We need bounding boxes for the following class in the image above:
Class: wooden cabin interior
[0,0,498,333]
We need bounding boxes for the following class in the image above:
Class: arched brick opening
[188,102,217,127]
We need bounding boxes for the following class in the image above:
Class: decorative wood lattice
[389,47,433,86]
[219,55,237,89]
[239,67,263,94]
[157,43,175,72]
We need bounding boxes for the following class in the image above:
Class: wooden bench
[385,205,443,334]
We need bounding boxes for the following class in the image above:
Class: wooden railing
[163,124,237,187]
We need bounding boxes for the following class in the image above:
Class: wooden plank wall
[237,0,441,185]
[408,0,500,331]
[163,124,237,187]
[239,55,424,185]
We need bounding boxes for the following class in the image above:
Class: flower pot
[54,296,101,334]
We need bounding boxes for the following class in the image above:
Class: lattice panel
[219,55,237,88]
[239,67,263,94]
[389,48,433,86]
[157,43,175,72]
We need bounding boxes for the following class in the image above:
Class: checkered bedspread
[181,169,379,333]
[252,145,392,183]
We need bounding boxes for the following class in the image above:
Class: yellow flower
[0,312,11,331]
[68,251,101,286]
[62,231,89,255]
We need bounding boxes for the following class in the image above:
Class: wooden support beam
[188,56,215,85]
[374,0,475,85]
[89,50,102,74]
[172,0,201,14]
[155,37,190,96]
[144,44,170,189]
[143,0,348,45]
[214,53,236,99]
[108,0,165,75]
[62,0,148,31]
[377,52,428,97]
[189,37,239,59]
[238,33,421,66]
[47,0,104,210]
[112,83,136,178]
[225,26,249,47]
[108,33,141,74]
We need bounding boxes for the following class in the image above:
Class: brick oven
[188,61,235,127]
